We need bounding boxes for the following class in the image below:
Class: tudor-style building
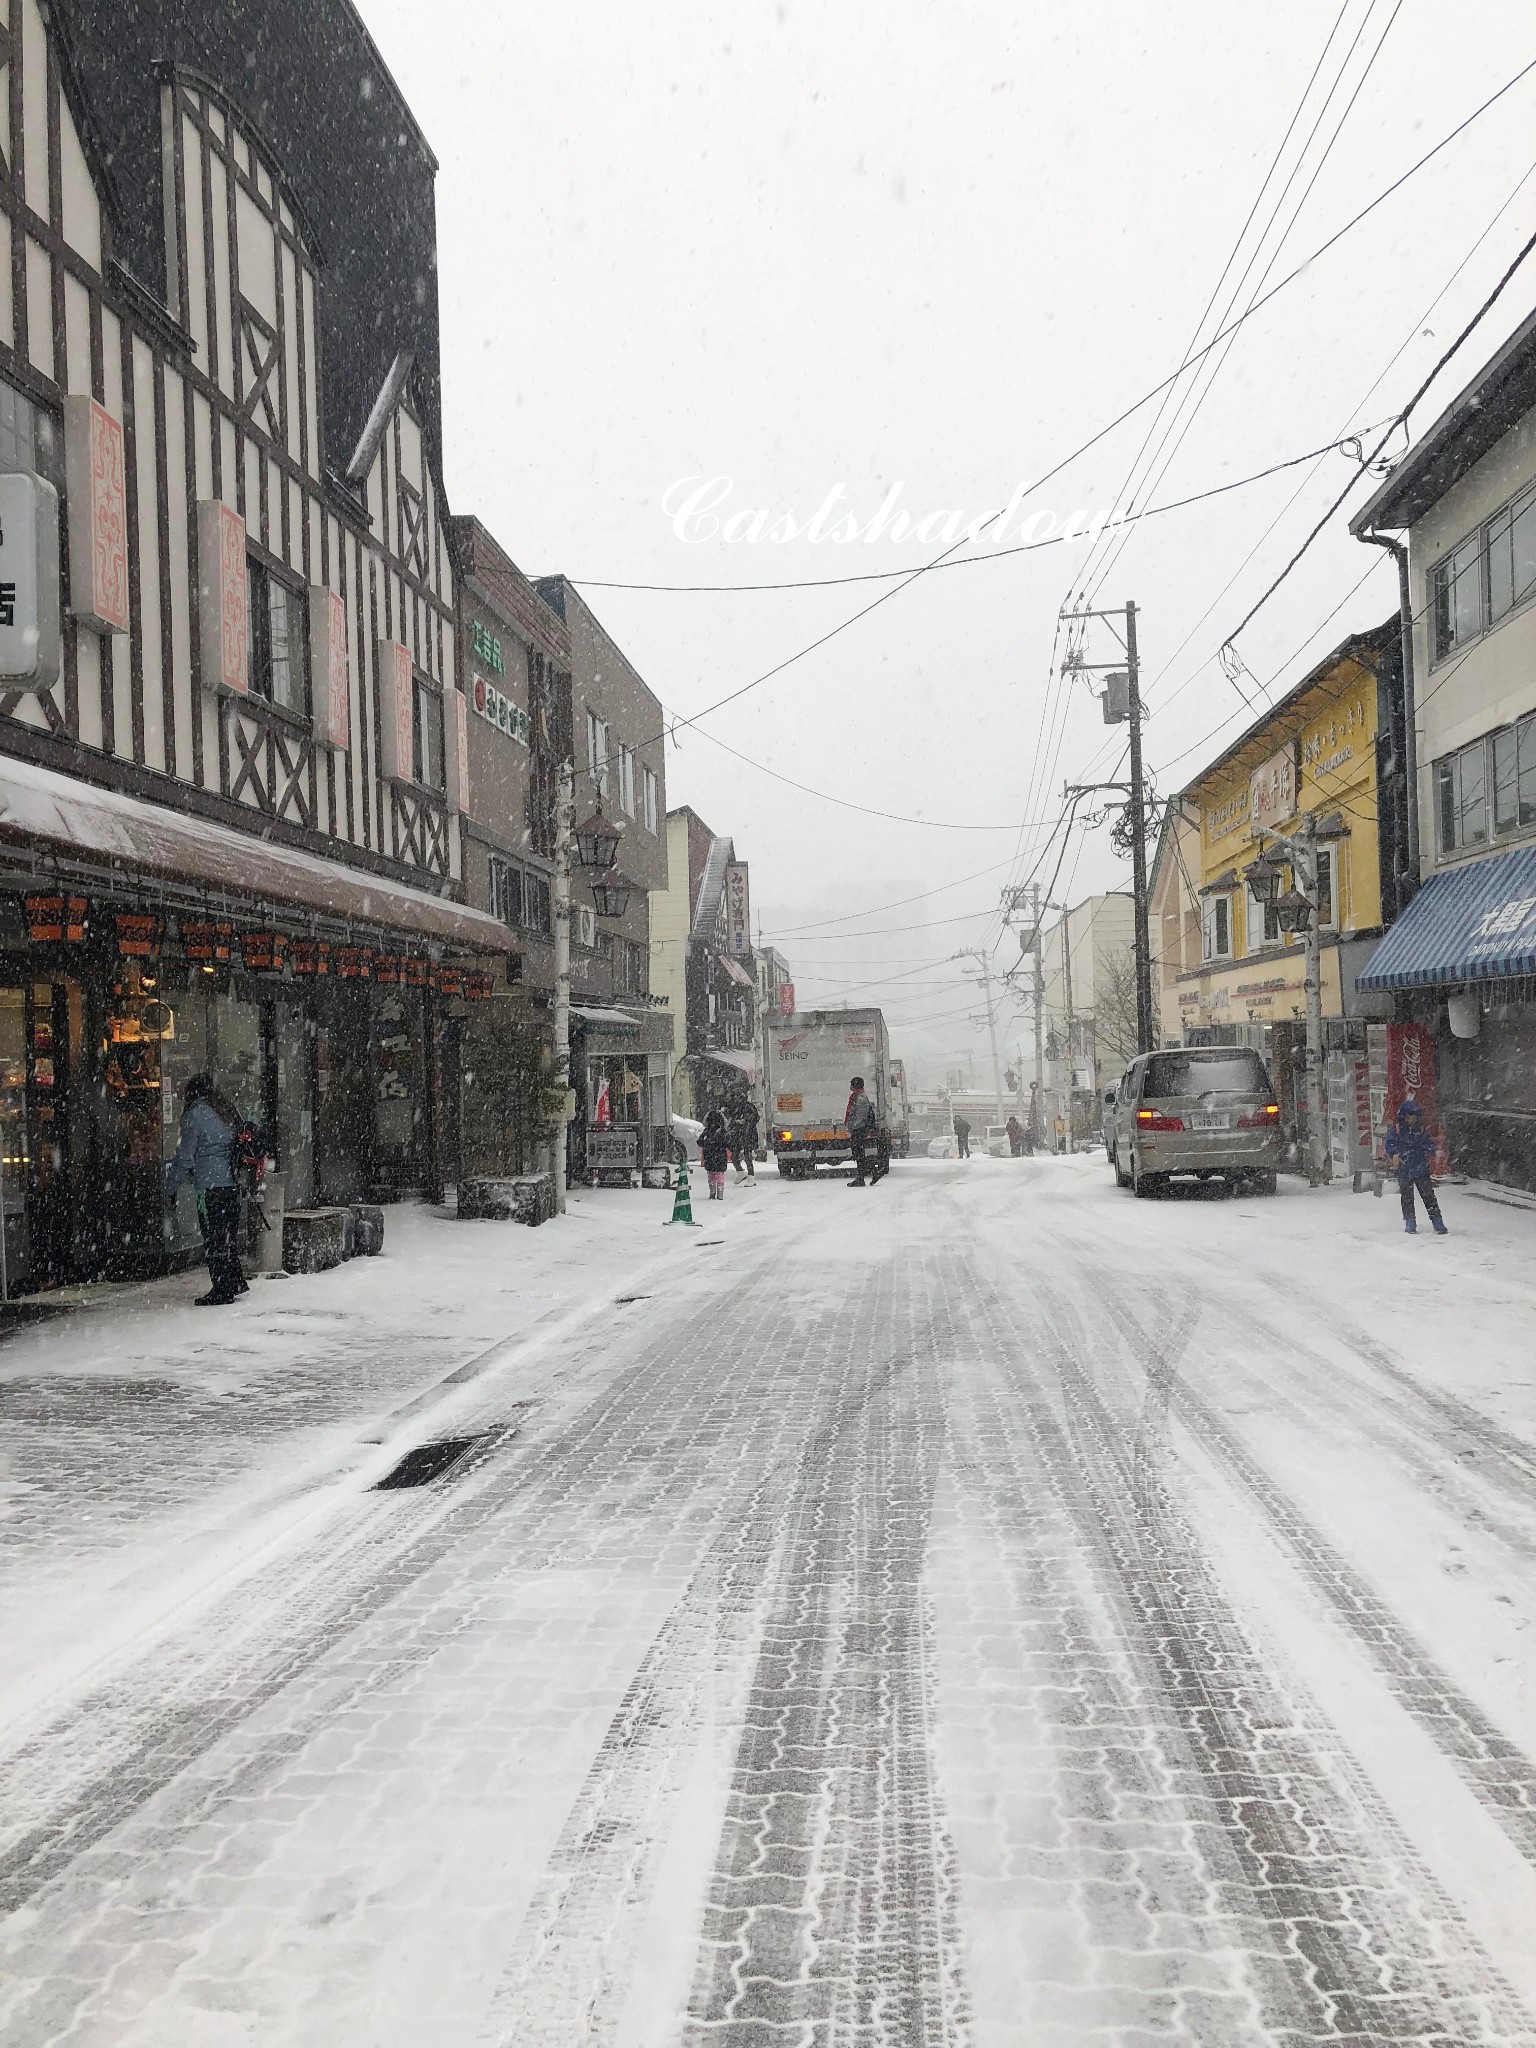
[0,1,509,1288]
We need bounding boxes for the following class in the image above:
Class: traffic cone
[666,1158,701,1226]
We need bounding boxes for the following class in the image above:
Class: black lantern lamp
[589,870,635,919]
[574,804,622,872]
[1244,850,1284,905]
[1273,887,1313,936]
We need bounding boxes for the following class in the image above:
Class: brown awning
[0,752,513,955]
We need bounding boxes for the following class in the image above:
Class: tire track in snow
[683,1254,966,2048]
[971,1249,1531,2043]
[1098,1286,1536,1870]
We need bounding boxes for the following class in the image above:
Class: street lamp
[588,871,635,919]
[1244,850,1285,906]
[574,804,622,871]
[1272,888,1313,936]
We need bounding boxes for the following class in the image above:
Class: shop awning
[700,1046,759,1077]
[718,952,754,987]
[1356,843,1536,990]
[0,752,513,954]
[569,1005,641,1030]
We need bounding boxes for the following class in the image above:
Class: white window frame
[1201,893,1231,962]
[618,743,636,816]
[575,905,597,948]
[643,764,659,834]
[1313,846,1338,931]
[1246,881,1278,954]
[586,707,610,800]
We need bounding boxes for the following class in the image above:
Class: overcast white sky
[358,0,1536,1074]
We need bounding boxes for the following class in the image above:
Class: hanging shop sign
[462,971,494,1000]
[196,500,249,693]
[1249,744,1297,832]
[777,980,795,1017]
[470,671,530,747]
[0,472,62,686]
[180,920,233,964]
[290,939,330,977]
[310,585,350,750]
[404,956,431,989]
[63,396,130,634]
[334,945,373,980]
[372,952,403,985]
[239,930,286,974]
[24,893,88,944]
[437,966,464,997]
[376,638,414,783]
[115,911,163,959]
[446,685,471,816]
[726,862,751,954]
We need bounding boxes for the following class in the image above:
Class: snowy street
[4,1158,1536,2046]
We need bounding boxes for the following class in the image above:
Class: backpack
[231,1119,272,1192]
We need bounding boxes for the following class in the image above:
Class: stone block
[283,1207,347,1273]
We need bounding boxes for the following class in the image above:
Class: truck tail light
[780,1130,793,1143]
[1237,1104,1281,1129]
[1136,1109,1184,1132]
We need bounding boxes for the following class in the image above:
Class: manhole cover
[374,1435,484,1490]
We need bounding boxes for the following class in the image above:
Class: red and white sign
[310,586,350,749]
[376,638,414,782]
[196,500,248,692]
[63,397,129,634]
[446,684,471,816]
[777,980,795,1017]
[1381,1020,1450,1175]
[593,1073,612,1127]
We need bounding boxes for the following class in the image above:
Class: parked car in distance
[1108,1046,1281,1197]
[927,1133,958,1159]
[984,1125,1011,1157]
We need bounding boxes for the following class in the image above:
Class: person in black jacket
[700,1108,731,1200]
[726,1090,760,1183]
[846,1077,885,1187]
[1382,1097,1448,1235]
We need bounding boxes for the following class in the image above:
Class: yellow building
[1162,620,1409,1130]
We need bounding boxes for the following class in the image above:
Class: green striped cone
[666,1158,701,1226]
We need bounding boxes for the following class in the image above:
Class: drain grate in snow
[374,1435,484,1490]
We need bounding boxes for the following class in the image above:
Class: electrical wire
[572,51,1536,799]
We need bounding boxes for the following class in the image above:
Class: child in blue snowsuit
[1382,1097,1448,1236]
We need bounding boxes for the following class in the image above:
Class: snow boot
[1403,1221,1416,1234]
[1433,1220,1449,1235]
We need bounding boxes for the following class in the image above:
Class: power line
[573,51,1536,797]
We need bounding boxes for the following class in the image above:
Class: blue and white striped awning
[1356,842,1536,990]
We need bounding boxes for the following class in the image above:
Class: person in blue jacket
[165,1072,248,1303]
[1382,1097,1448,1236]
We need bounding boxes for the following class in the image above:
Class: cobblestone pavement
[3,1160,1535,2045]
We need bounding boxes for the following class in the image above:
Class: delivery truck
[765,1008,893,1178]
[887,1057,912,1157]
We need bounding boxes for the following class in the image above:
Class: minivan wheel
[1131,1151,1164,1199]
[1114,1144,1132,1189]
[1253,1170,1278,1196]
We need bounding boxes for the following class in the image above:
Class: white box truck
[887,1057,912,1158]
[765,1008,892,1178]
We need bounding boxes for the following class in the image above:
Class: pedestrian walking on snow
[1006,1113,1024,1157]
[700,1108,731,1201]
[165,1072,248,1304]
[953,1114,970,1159]
[726,1090,760,1182]
[1383,1097,1448,1235]
[846,1076,885,1186]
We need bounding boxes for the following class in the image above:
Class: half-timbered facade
[0,0,505,1287]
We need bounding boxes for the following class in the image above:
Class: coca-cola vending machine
[1373,1020,1450,1175]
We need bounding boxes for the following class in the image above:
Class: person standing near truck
[726,1089,760,1184]
[953,1114,971,1159]
[846,1077,884,1187]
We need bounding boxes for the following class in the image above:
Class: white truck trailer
[765,1008,893,1179]
[887,1057,912,1157]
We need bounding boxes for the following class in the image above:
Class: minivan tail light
[1237,1104,1281,1129]
[1136,1109,1184,1132]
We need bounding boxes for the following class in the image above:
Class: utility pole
[954,948,1005,1123]
[552,759,574,1216]
[1249,808,1340,1186]
[1059,906,1075,1146]
[1061,598,1154,1053]
[1124,602,1153,1053]
[1030,884,1044,1149]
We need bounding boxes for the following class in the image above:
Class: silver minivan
[1108,1046,1281,1197]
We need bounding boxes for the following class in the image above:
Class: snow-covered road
[3,1157,1535,2045]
